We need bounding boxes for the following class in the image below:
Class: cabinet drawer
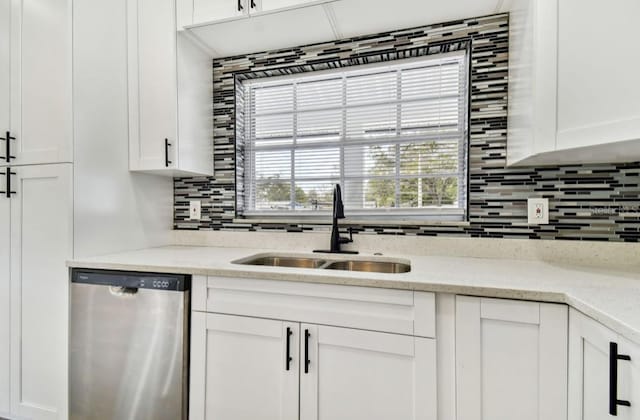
[192,276,435,337]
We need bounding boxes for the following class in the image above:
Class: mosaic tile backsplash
[174,13,640,242]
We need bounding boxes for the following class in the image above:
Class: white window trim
[240,51,470,220]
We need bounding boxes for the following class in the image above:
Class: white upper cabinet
[455,296,568,420]
[258,0,320,13]
[1,0,73,167]
[182,0,503,59]
[185,0,322,26]
[556,0,640,153]
[507,0,640,166]
[128,0,213,177]
[0,0,9,161]
[568,309,640,420]
[192,0,249,25]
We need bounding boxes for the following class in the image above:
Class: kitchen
[1,0,640,419]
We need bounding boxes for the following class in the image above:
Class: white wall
[73,0,173,258]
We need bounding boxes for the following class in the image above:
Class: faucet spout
[333,184,345,220]
[313,184,358,255]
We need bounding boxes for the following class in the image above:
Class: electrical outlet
[527,198,549,224]
[189,200,201,220]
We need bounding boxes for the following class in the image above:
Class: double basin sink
[234,254,411,274]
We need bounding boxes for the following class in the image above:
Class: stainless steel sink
[324,260,411,273]
[235,254,411,274]
[240,256,327,269]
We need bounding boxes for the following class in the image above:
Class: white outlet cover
[189,200,202,220]
[527,198,549,225]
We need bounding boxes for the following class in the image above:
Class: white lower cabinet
[455,296,568,420]
[190,312,299,420]
[0,164,72,420]
[568,309,640,420]
[300,324,436,420]
[189,305,437,420]
[0,177,9,416]
[190,276,437,420]
[190,279,582,420]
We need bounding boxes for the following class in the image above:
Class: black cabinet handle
[0,131,16,162]
[286,327,292,371]
[1,168,17,198]
[610,342,632,415]
[304,329,310,374]
[164,138,172,167]
[238,0,243,11]
[250,0,256,8]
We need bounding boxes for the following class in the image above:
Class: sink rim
[232,252,411,274]
[323,259,411,274]
[234,255,328,269]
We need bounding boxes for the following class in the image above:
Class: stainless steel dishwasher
[70,269,190,420]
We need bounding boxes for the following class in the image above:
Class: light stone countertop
[68,245,640,344]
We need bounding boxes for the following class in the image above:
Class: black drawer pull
[285,327,292,371]
[0,131,16,162]
[1,168,17,198]
[237,0,243,11]
[610,342,632,416]
[164,138,172,167]
[304,329,310,374]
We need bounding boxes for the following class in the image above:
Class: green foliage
[256,141,459,210]
[367,142,458,208]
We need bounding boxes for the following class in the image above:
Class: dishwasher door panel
[69,283,188,420]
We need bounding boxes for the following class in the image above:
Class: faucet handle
[340,227,354,244]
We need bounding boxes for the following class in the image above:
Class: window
[240,51,469,220]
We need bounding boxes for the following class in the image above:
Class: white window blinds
[242,51,469,219]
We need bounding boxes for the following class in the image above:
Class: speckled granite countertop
[68,245,640,344]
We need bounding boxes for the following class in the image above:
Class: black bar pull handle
[0,131,16,162]
[1,168,17,198]
[238,0,244,11]
[164,138,172,167]
[285,327,293,371]
[610,341,632,415]
[250,0,256,8]
[304,329,310,374]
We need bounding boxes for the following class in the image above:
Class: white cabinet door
[193,0,248,24]
[300,324,437,420]
[128,0,214,176]
[190,312,299,420]
[568,309,639,420]
[0,0,9,162]
[455,296,568,420]
[9,164,72,420]
[0,172,10,417]
[128,0,179,172]
[507,0,640,166]
[618,338,640,420]
[556,0,640,152]
[258,0,320,13]
[4,0,72,166]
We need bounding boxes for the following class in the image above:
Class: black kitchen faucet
[314,184,358,254]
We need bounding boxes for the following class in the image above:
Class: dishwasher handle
[109,286,139,296]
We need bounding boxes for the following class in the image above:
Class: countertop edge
[67,258,640,345]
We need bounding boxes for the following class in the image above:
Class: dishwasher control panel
[72,269,190,291]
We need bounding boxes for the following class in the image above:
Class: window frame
[237,50,471,221]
